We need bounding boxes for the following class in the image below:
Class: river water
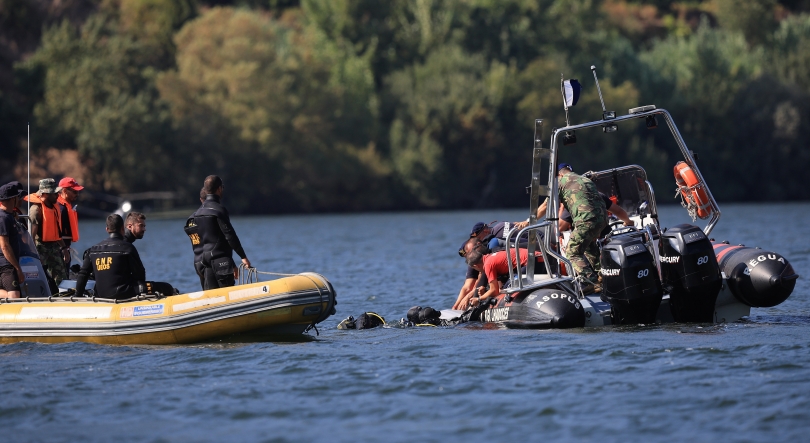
[3,203,809,442]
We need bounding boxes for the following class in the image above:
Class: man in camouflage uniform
[27,178,69,284]
[540,163,607,293]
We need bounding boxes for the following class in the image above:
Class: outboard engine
[712,242,798,307]
[600,233,663,324]
[659,224,722,322]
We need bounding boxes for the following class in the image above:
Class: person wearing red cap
[57,177,83,266]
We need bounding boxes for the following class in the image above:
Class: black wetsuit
[75,232,175,299]
[75,233,146,299]
[184,194,247,290]
[123,229,137,244]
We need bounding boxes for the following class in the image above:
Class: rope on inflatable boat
[236,264,330,336]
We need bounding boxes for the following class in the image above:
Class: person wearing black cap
[0,182,25,298]
[184,175,251,290]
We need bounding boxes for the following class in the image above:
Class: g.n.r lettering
[188,233,201,245]
[95,257,113,271]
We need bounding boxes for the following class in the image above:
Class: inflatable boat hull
[0,273,336,345]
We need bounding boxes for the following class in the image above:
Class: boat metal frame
[502,107,721,296]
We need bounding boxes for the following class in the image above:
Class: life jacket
[23,194,62,242]
[57,196,80,242]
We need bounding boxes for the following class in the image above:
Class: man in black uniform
[75,214,175,299]
[184,175,251,290]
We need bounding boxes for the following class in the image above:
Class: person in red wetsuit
[463,248,542,307]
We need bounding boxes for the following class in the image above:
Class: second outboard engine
[659,224,722,322]
[600,234,663,324]
[712,242,798,307]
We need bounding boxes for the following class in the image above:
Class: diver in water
[184,175,251,290]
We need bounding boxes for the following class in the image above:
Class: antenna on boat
[560,74,581,145]
[27,122,30,230]
[591,65,617,133]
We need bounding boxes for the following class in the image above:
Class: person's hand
[242,257,252,268]
[477,286,486,296]
[469,297,480,307]
[15,265,25,284]
[624,219,634,227]
[62,248,71,264]
[514,221,528,230]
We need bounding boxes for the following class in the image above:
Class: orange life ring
[674,161,712,219]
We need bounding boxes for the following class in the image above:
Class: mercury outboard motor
[659,224,722,322]
[600,233,663,324]
[712,242,798,307]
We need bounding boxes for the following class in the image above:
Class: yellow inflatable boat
[0,273,336,345]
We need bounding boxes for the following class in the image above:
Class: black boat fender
[481,288,585,329]
[712,242,798,307]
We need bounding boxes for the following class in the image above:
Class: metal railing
[502,221,576,295]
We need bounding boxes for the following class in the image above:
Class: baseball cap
[558,162,573,172]
[469,222,487,237]
[458,239,469,257]
[57,177,84,192]
[0,182,21,200]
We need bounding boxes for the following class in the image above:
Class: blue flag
[563,79,581,108]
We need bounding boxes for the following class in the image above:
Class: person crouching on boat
[75,214,176,299]
[539,163,607,295]
[0,182,25,298]
[462,248,543,307]
[184,175,251,290]
[453,238,489,310]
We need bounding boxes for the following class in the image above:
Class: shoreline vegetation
[1,0,809,215]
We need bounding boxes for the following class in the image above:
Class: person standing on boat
[24,179,69,284]
[541,163,607,294]
[56,177,83,265]
[0,182,25,298]
[184,175,251,290]
[124,212,146,244]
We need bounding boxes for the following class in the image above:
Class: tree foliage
[4,0,809,213]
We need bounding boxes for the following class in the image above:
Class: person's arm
[608,202,634,226]
[472,280,502,306]
[29,205,40,240]
[74,252,94,296]
[216,218,251,268]
[0,235,24,284]
[453,277,477,310]
[129,247,146,284]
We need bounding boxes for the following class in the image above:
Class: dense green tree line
[1,0,809,214]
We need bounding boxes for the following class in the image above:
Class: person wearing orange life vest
[56,177,83,261]
[25,179,69,284]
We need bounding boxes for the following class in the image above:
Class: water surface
[3,203,809,442]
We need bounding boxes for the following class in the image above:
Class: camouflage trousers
[36,242,66,284]
[566,217,607,284]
